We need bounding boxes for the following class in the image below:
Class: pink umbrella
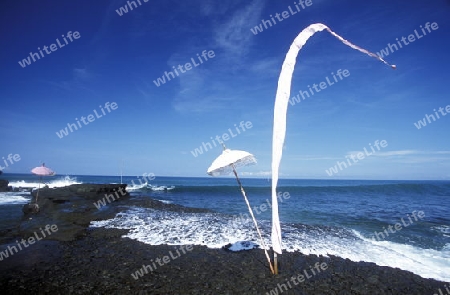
[31,163,56,177]
[30,163,56,210]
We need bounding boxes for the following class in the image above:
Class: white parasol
[207,144,275,274]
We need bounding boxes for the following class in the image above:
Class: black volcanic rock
[30,183,129,200]
[0,179,9,192]
[9,183,210,243]
[0,228,447,294]
[19,184,130,241]
[0,183,446,293]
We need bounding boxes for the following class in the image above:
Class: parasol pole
[35,176,41,203]
[29,176,41,213]
[274,253,278,274]
[231,164,275,274]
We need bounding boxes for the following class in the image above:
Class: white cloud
[240,171,271,177]
[213,0,265,57]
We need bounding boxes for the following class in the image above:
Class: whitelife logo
[55,102,118,139]
[0,224,58,261]
[93,187,128,210]
[414,104,450,130]
[250,0,313,35]
[289,69,350,106]
[18,31,81,68]
[265,262,328,295]
[434,284,450,295]
[131,245,194,280]
[370,211,425,241]
[115,0,149,16]
[325,140,388,176]
[0,153,21,171]
[190,121,253,157]
[153,50,215,87]
[231,192,290,227]
[376,22,439,59]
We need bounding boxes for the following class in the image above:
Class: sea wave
[90,207,450,282]
[0,192,30,205]
[9,176,81,189]
[149,185,175,191]
[149,182,450,197]
[127,182,148,191]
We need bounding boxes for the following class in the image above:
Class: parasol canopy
[207,145,274,274]
[31,163,55,176]
[207,149,256,176]
[29,163,56,212]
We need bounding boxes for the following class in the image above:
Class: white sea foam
[0,192,30,205]
[44,176,81,188]
[90,207,258,248]
[127,182,148,191]
[149,185,175,191]
[159,200,173,204]
[125,183,175,192]
[432,225,450,234]
[227,241,259,251]
[8,180,41,189]
[9,176,80,189]
[90,207,450,282]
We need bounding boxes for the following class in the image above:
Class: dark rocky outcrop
[0,183,446,293]
[0,179,10,192]
[19,184,130,241]
[29,183,129,201]
[0,228,447,294]
[0,183,211,244]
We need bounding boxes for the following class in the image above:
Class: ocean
[1,174,449,282]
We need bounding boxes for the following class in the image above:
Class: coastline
[0,191,448,294]
[0,227,447,294]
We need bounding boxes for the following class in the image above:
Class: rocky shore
[0,179,10,192]
[0,226,448,294]
[0,185,448,294]
[18,183,130,242]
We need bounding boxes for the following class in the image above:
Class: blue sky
[1,0,449,179]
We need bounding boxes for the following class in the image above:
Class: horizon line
[1,172,449,182]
